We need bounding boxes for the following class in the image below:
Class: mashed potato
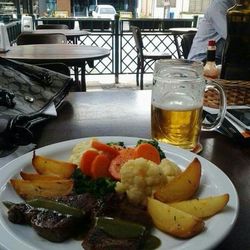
[68,139,97,166]
[115,158,181,206]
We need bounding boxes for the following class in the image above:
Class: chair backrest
[131,26,144,57]
[36,24,69,30]
[181,31,197,59]
[16,33,67,45]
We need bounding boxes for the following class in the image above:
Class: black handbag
[0,58,73,151]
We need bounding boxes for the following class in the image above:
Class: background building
[0,0,212,20]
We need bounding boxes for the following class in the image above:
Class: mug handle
[202,81,227,131]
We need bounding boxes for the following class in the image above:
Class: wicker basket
[204,79,250,108]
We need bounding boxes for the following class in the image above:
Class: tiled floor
[85,73,153,91]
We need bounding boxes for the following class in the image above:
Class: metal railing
[6,16,195,83]
[69,16,194,83]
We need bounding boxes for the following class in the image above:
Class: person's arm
[206,0,234,39]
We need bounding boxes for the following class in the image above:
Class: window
[100,7,115,14]
[189,0,212,13]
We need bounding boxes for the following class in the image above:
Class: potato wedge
[154,157,201,203]
[32,152,77,178]
[168,194,229,218]
[20,172,63,181]
[147,197,204,238]
[10,179,73,200]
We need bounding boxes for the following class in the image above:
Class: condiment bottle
[203,40,219,79]
[221,0,250,80]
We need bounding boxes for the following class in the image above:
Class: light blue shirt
[188,0,235,64]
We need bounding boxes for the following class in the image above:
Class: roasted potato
[147,197,204,238]
[20,171,63,181]
[154,158,201,203]
[32,152,77,178]
[10,179,73,200]
[168,194,229,218]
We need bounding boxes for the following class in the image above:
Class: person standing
[188,0,235,64]
[164,0,171,18]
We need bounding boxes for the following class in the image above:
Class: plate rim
[0,136,239,250]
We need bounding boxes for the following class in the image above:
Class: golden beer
[151,104,203,150]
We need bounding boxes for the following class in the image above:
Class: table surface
[169,27,198,34]
[0,44,110,64]
[2,90,250,249]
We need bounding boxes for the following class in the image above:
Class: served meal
[2,138,230,249]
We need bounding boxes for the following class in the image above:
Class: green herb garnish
[72,169,116,198]
[106,141,125,148]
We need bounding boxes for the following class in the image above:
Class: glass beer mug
[151,59,226,151]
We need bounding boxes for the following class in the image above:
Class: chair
[131,26,171,90]
[16,33,67,45]
[181,31,197,59]
[36,24,69,30]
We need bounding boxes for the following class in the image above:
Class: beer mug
[151,59,226,151]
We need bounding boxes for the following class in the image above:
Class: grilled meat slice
[82,194,152,250]
[7,203,39,225]
[6,193,99,242]
[82,227,143,250]
[31,210,81,242]
[7,193,97,224]
[96,193,153,228]
[55,193,98,216]
[7,193,153,246]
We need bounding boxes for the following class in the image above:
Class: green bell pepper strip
[27,198,85,218]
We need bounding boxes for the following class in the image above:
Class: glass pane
[100,8,115,14]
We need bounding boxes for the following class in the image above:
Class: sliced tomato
[109,148,135,180]
[80,150,99,176]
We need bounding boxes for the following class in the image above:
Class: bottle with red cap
[203,40,219,79]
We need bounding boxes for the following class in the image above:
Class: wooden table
[30,29,90,44]
[169,28,197,59]
[0,44,110,91]
[1,90,249,249]
[33,90,249,250]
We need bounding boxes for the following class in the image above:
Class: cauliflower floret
[115,158,167,205]
[68,138,97,166]
[159,158,182,182]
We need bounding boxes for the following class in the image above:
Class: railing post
[193,15,198,28]
[114,13,119,84]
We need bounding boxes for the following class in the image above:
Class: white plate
[0,136,239,250]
